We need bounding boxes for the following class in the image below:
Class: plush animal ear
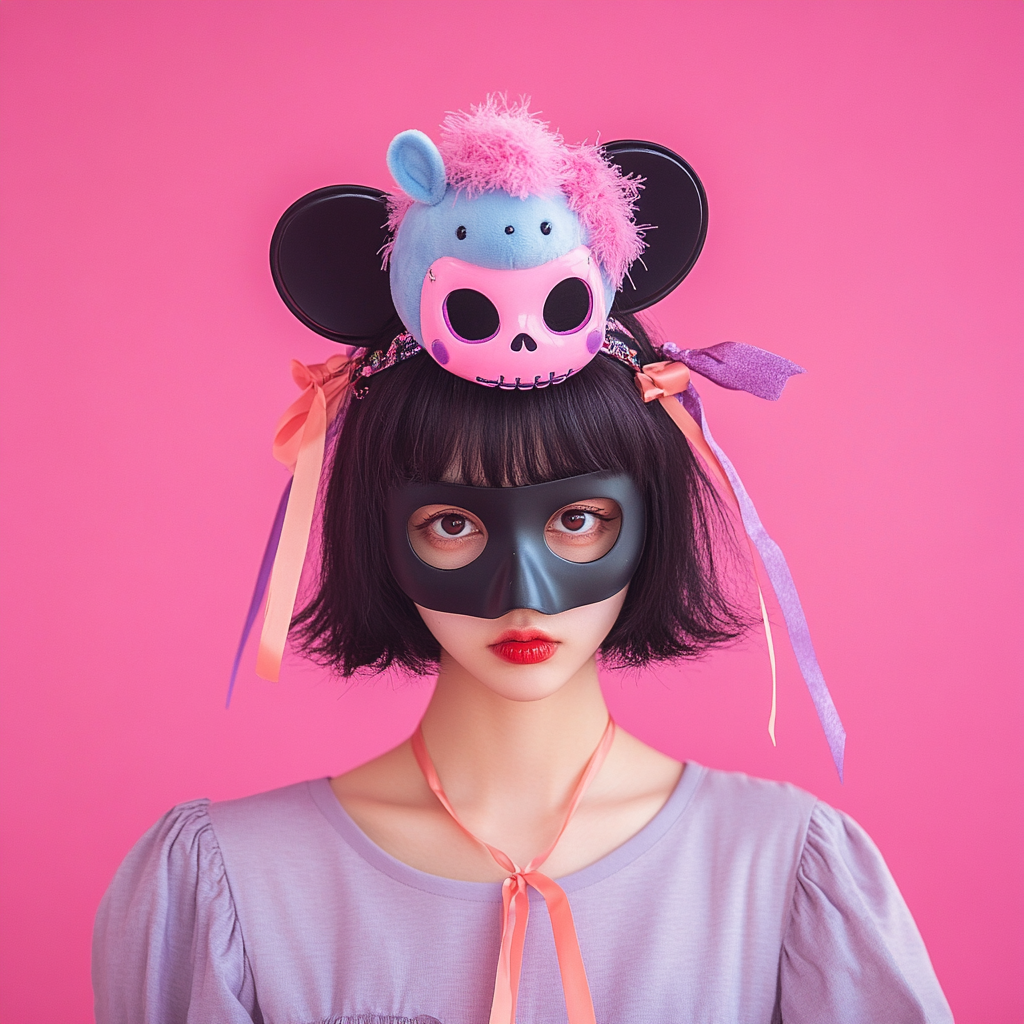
[270,185,399,343]
[603,141,708,314]
[387,129,447,206]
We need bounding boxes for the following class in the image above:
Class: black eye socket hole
[543,278,593,334]
[443,289,501,342]
[456,226,467,240]
[540,221,552,235]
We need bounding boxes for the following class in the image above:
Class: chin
[444,646,595,702]
[473,663,583,703]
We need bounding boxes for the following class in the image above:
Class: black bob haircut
[296,313,749,675]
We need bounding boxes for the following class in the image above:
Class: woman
[93,101,952,1023]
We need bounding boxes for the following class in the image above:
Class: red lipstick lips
[490,629,559,665]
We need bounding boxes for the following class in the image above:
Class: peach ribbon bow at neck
[412,718,616,1024]
[254,354,353,682]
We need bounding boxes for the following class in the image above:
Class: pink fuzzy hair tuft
[385,98,645,287]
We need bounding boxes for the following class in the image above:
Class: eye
[456,226,467,240]
[543,278,593,334]
[408,504,488,569]
[551,509,601,535]
[544,499,622,563]
[540,221,552,235]
[438,514,468,536]
[559,511,588,532]
[505,225,515,235]
[444,289,500,342]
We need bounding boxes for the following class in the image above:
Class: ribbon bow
[271,355,353,472]
[226,355,354,702]
[634,359,691,403]
[635,341,846,780]
[412,720,615,1024]
[633,357,733,493]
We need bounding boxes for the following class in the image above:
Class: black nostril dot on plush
[511,333,537,352]
[505,225,515,235]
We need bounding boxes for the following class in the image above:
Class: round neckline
[306,760,707,903]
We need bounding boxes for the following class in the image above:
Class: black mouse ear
[270,185,400,343]
[603,141,708,315]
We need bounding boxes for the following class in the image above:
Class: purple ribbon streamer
[668,343,846,779]
[663,341,805,401]
[225,480,291,708]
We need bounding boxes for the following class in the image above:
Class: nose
[483,549,559,617]
[511,333,538,352]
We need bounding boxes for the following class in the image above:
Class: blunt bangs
[295,313,749,675]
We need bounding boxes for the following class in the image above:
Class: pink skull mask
[418,246,609,389]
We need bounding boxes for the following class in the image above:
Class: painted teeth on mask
[475,370,576,390]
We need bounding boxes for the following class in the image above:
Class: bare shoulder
[330,739,488,876]
[330,739,427,809]
[555,725,683,875]
[596,725,683,804]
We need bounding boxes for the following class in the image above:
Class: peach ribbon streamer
[255,355,353,681]
[636,362,778,745]
[411,718,616,1024]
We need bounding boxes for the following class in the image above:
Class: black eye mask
[385,470,646,619]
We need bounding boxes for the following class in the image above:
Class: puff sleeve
[92,799,260,1024]
[780,802,953,1023]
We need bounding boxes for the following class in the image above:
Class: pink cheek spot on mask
[419,246,609,389]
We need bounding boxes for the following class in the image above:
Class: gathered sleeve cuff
[92,799,260,1024]
[780,801,953,1023]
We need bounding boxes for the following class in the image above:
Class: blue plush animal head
[268,100,710,377]
[386,129,606,343]
[381,102,647,387]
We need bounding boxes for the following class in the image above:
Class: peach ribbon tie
[412,719,615,1024]
[256,354,352,681]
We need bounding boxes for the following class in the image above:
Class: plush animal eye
[456,226,467,240]
[505,225,515,235]
[543,278,593,334]
[444,289,500,342]
[540,222,552,235]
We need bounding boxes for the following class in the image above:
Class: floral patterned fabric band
[351,322,642,397]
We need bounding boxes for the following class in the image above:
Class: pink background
[1,1,1021,1020]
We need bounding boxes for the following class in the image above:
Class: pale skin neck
[419,649,612,822]
[332,649,683,881]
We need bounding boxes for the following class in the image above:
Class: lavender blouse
[92,763,952,1023]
